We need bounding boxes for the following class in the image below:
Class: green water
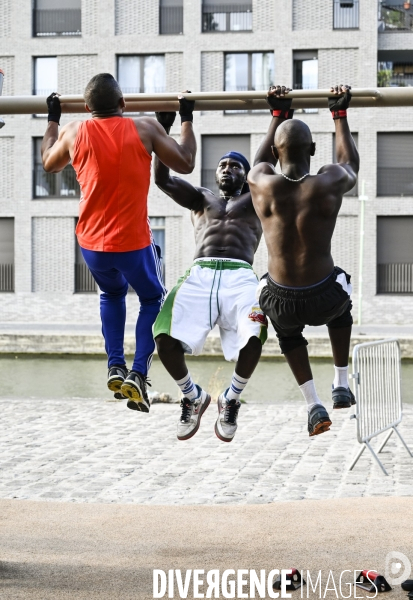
[1,355,412,404]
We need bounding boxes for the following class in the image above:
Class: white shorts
[153,258,268,361]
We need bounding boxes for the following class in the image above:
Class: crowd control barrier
[349,339,413,476]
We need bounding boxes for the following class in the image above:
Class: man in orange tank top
[41,73,197,413]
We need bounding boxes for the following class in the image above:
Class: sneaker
[107,365,128,393]
[121,371,151,413]
[332,386,356,409]
[308,404,332,437]
[177,385,211,441]
[215,390,240,443]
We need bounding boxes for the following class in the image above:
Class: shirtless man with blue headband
[153,110,276,443]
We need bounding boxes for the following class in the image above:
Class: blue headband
[218,151,251,194]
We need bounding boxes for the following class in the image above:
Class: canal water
[1,355,412,404]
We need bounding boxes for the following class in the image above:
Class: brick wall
[318,48,359,88]
[32,217,75,293]
[0,56,14,95]
[115,0,158,36]
[293,0,332,31]
[0,137,14,200]
[165,53,183,93]
[58,55,98,95]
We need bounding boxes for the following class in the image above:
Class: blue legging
[81,244,166,375]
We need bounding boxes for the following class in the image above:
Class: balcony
[75,263,97,293]
[377,263,413,293]
[33,8,81,36]
[159,6,183,34]
[379,4,413,32]
[0,264,14,292]
[202,4,252,32]
[378,63,413,86]
[33,166,80,199]
[333,0,359,29]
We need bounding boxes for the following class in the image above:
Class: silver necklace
[280,172,310,182]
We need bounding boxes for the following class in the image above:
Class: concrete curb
[1,332,413,358]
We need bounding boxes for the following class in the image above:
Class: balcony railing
[333,0,359,29]
[75,263,97,293]
[202,4,252,32]
[33,166,80,199]
[0,264,14,292]
[159,6,183,34]
[377,263,413,293]
[33,8,81,36]
[377,65,413,87]
[379,4,413,32]
[377,167,413,196]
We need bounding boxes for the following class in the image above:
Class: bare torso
[250,171,343,286]
[191,189,262,265]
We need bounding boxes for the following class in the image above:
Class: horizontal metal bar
[2,88,413,114]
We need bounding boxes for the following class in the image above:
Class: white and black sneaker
[107,365,128,394]
[332,386,356,409]
[215,390,240,443]
[121,371,151,413]
[177,385,211,441]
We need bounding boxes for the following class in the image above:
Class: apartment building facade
[0,0,412,325]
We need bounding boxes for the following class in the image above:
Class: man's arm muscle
[42,122,77,173]
[154,155,204,211]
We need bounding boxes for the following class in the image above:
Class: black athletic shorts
[259,266,353,354]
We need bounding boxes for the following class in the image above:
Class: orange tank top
[73,117,152,252]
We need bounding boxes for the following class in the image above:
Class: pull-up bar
[1,87,413,114]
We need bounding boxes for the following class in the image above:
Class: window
[293,51,318,114]
[225,52,274,113]
[0,218,14,292]
[377,217,413,294]
[150,217,166,280]
[159,0,183,34]
[378,51,413,87]
[379,2,413,33]
[75,225,97,293]
[333,0,359,29]
[202,135,250,196]
[34,57,57,96]
[332,133,358,196]
[33,138,80,199]
[33,0,81,37]
[202,0,252,32]
[377,133,413,197]
[117,55,165,94]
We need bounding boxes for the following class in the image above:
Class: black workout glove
[328,86,352,119]
[266,87,294,120]
[47,93,61,125]
[155,111,176,132]
[179,92,195,124]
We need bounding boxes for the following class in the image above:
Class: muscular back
[250,165,348,286]
[191,189,262,264]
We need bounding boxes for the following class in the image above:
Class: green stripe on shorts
[259,324,268,345]
[153,268,191,338]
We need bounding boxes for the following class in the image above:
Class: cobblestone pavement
[1,398,412,504]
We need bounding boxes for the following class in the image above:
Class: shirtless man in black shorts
[248,84,359,437]
[153,110,275,443]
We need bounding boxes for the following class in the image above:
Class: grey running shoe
[177,385,211,441]
[308,404,332,437]
[121,371,151,413]
[332,386,356,409]
[107,365,128,394]
[215,390,240,443]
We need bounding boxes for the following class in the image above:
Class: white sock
[175,372,199,402]
[299,379,324,412]
[225,371,249,403]
[333,365,349,389]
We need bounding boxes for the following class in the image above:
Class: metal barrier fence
[377,263,413,294]
[33,9,81,36]
[0,263,14,292]
[350,339,413,475]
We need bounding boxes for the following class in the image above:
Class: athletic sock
[299,379,324,412]
[333,365,349,389]
[175,372,199,402]
[225,371,249,403]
